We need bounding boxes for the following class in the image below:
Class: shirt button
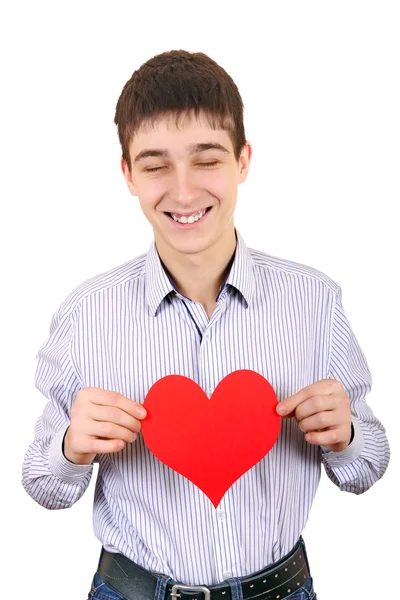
[217,510,226,522]
[207,388,213,398]
[223,572,233,580]
[204,333,210,341]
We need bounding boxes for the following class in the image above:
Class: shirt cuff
[48,424,93,483]
[320,418,364,467]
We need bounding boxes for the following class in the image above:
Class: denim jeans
[88,571,317,600]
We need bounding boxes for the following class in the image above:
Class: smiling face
[122,112,251,263]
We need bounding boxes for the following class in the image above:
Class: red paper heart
[141,370,281,507]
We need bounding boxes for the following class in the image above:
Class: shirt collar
[145,229,255,316]
[145,242,176,316]
[225,230,255,308]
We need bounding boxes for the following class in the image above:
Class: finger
[297,410,338,433]
[304,427,343,447]
[277,380,342,417]
[276,394,305,418]
[293,395,339,421]
[88,390,147,420]
[86,421,140,443]
[89,405,143,433]
[83,438,127,455]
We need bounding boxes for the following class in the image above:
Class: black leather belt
[97,538,310,600]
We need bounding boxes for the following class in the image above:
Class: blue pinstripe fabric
[22,231,389,585]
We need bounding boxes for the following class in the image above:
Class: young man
[22,50,389,600]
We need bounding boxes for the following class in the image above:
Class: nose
[169,165,200,207]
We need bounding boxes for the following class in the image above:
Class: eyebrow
[133,142,230,164]
[188,142,230,154]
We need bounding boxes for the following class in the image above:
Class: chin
[166,234,216,256]
[170,241,211,256]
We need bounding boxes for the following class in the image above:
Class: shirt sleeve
[22,303,93,509]
[320,289,390,493]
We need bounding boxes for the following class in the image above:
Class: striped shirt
[22,231,389,586]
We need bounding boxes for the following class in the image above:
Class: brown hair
[114,50,246,170]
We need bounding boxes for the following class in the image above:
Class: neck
[155,228,237,312]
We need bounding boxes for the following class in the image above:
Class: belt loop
[299,536,312,574]
[227,577,243,600]
[154,574,172,600]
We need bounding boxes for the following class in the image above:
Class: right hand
[63,388,147,465]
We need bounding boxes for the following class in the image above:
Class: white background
[1,1,399,598]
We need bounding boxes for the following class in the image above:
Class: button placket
[211,502,242,584]
[199,348,213,397]
[173,296,204,340]
[199,322,215,398]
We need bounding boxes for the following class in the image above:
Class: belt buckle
[171,583,211,600]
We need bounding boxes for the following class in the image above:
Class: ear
[238,142,252,184]
[121,157,138,196]
[239,141,252,183]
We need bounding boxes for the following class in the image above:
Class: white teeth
[171,209,207,224]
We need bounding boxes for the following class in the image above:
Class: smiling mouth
[166,207,212,224]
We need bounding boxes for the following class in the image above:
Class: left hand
[276,379,352,452]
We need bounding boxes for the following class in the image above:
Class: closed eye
[145,166,165,173]
[145,161,219,173]
[197,161,219,168]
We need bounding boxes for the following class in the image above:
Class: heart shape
[141,370,281,507]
